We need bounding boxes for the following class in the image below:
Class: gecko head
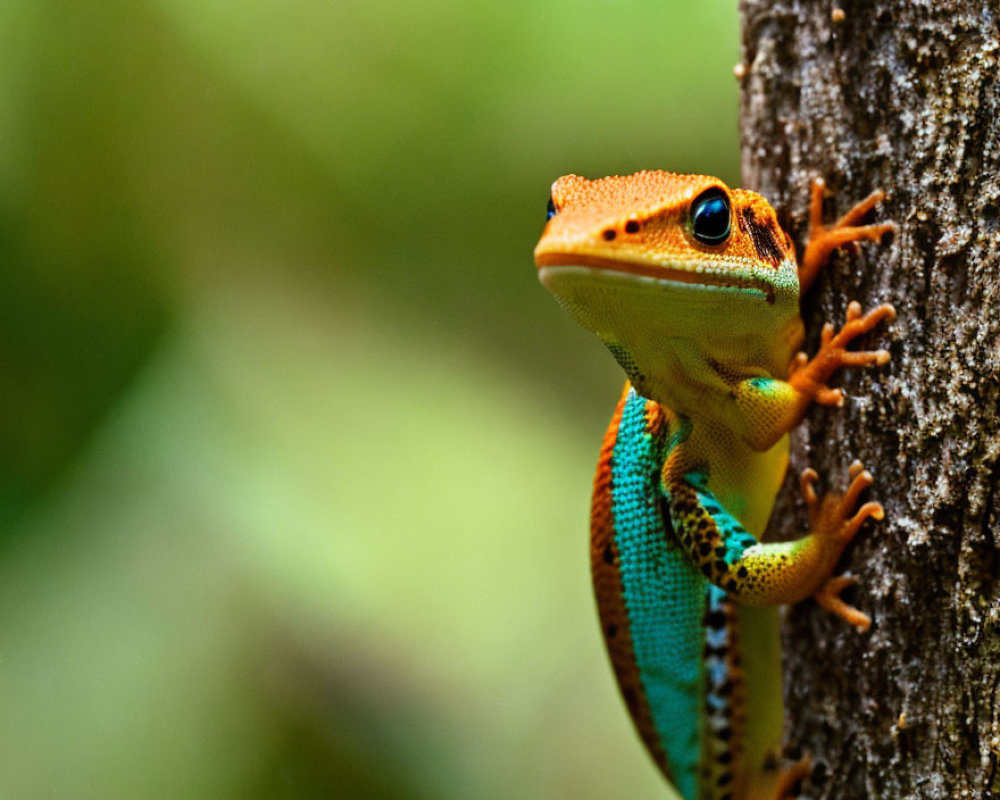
[533,170,802,403]
[534,171,800,311]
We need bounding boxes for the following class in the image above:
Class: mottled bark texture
[739,2,1000,798]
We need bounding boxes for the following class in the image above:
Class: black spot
[625,219,640,233]
[718,726,733,741]
[714,545,728,557]
[737,566,749,578]
[724,579,739,593]
[699,541,713,557]
[704,608,727,629]
[720,794,733,800]
[718,751,734,765]
[714,559,728,574]
[741,206,785,268]
[718,679,733,696]
[603,544,615,564]
[717,773,733,787]
[607,623,618,638]
[603,229,617,241]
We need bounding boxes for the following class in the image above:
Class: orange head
[533,171,803,406]
[535,170,798,306]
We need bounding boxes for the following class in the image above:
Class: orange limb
[799,460,884,630]
[799,176,895,294]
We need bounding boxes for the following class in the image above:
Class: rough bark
[739,2,1000,798]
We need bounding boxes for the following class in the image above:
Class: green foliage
[0,0,734,795]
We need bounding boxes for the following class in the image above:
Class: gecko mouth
[535,252,776,305]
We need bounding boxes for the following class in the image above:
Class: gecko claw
[837,465,875,519]
[815,386,845,406]
[815,574,872,632]
[787,351,809,379]
[800,467,820,507]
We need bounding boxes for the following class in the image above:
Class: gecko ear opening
[689,188,731,245]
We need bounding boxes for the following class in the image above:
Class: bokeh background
[0,1,739,797]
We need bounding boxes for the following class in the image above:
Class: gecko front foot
[799,176,896,292]
[788,301,895,408]
[800,461,884,631]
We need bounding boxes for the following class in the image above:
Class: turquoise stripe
[611,390,706,800]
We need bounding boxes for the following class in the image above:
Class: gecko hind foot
[772,755,812,800]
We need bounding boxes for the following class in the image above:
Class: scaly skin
[534,171,894,800]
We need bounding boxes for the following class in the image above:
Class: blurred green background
[0,1,738,797]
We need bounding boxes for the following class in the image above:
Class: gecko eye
[690,188,731,245]
[546,196,557,220]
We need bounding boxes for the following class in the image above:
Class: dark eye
[690,188,731,245]
[546,196,557,220]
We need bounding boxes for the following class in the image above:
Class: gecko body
[534,171,894,800]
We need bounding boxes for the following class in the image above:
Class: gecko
[533,171,894,800]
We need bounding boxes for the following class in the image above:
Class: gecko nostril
[625,220,640,233]
[603,229,617,241]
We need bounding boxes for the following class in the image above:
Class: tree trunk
[739,2,1000,797]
